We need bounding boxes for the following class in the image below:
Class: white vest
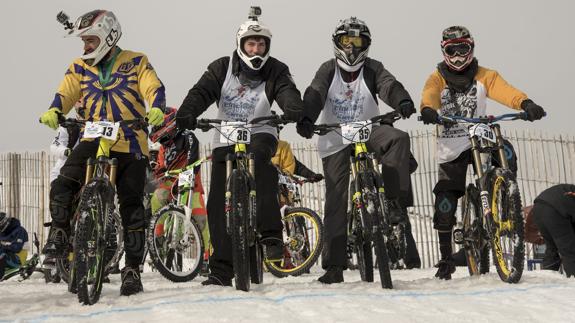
[212,60,276,148]
[437,81,487,163]
[316,67,379,158]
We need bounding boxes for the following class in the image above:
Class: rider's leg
[205,146,234,284]
[319,146,352,283]
[45,141,97,257]
[115,152,147,295]
[248,134,283,261]
[433,150,470,279]
[366,125,411,222]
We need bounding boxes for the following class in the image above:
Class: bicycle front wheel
[75,181,112,305]
[266,207,324,277]
[488,168,524,283]
[148,205,204,283]
[227,170,251,291]
[461,185,489,276]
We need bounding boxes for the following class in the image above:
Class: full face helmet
[150,107,178,145]
[441,26,475,71]
[236,7,272,70]
[68,10,122,66]
[333,17,371,72]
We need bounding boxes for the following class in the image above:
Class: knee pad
[124,228,145,262]
[433,191,458,231]
[49,178,78,226]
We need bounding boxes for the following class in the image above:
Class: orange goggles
[339,35,364,47]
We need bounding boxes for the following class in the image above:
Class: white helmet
[236,7,272,71]
[333,17,371,72]
[68,10,122,66]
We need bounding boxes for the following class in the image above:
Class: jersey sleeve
[50,61,83,114]
[420,70,444,111]
[482,69,528,110]
[137,55,166,110]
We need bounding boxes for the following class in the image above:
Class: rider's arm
[420,70,445,111]
[303,60,336,123]
[136,55,166,110]
[2,226,28,253]
[369,59,413,110]
[49,60,83,114]
[49,127,69,158]
[267,59,304,122]
[477,67,528,110]
[294,158,316,179]
[178,57,228,120]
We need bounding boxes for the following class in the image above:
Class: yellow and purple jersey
[50,49,165,156]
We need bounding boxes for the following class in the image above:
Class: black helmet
[333,17,371,72]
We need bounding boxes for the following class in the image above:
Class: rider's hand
[147,107,165,126]
[40,108,62,130]
[521,99,545,122]
[309,173,324,183]
[296,117,314,139]
[398,100,416,119]
[420,107,439,125]
[176,115,197,130]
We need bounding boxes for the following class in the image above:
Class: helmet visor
[339,35,364,48]
[443,42,472,57]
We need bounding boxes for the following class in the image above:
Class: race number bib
[83,121,120,140]
[178,169,195,188]
[469,124,496,144]
[219,121,251,144]
[341,121,372,144]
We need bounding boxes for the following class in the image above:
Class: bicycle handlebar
[196,115,293,132]
[417,112,547,125]
[313,110,401,136]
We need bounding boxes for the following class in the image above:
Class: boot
[120,266,144,296]
[201,275,232,287]
[318,267,344,284]
[42,226,69,259]
[435,257,456,280]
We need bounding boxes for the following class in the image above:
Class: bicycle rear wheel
[488,168,524,283]
[227,170,251,291]
[148,205,204,282]
[266,207,324,277]
[75,181,112,305]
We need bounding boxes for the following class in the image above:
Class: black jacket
[534,184,575,222]
[177,52,304,126]
[302,58,413,123]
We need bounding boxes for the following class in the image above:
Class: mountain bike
[147,158,207,282]
[266,170,324,278]
[49,120,124,289]
[314,111,401,289]
[196,115,291,291]
[53,117,147,304]
[424,112,538,283]
[1,233,42,282]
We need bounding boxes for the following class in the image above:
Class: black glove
[521,99,545,122]
[176,115,197,130]
[420,107,439,124]
[309,173,324,183]
[398,100,416,119]
[296,117,314,139]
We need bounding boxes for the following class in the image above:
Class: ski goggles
[443,42,473,57]
[338,35,364,48]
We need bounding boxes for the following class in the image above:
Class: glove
[40,108,62,130]
[309,173,324,183]
[420,107,439,125]
[176,115,197,130]
[296,117,314,139]
[398,100,416,119]
[0,241,11,246]
[521,99,545,122]
[147,107,165,126]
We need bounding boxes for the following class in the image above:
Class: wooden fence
[1,129,574,269]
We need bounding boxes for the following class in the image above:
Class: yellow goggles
[339,35,363,47]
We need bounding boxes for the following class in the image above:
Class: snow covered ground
[1,267,573,323]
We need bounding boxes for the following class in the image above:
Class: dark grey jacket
[303,58,413,122]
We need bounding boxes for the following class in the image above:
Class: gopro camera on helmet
[248,6,262,21]
[56,11,74,30]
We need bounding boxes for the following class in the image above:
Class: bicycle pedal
[453,229,465,244]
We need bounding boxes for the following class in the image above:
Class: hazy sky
[1,0,573,152]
